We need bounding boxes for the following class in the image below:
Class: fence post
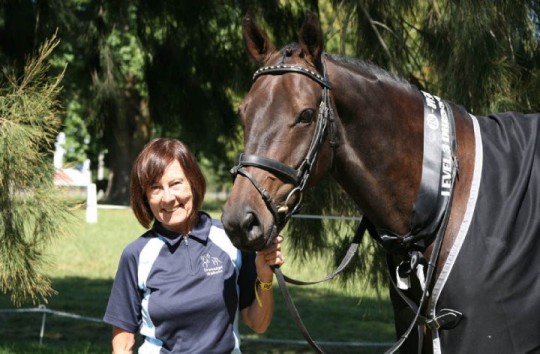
[86,183,98,223]
[39,309,47,345]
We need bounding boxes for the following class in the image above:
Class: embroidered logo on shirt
[201,253,223,276]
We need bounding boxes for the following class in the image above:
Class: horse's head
[222,13,335,251]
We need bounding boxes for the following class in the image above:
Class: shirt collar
[152,211,213,246]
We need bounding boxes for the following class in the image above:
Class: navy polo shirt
[103,212,257,354]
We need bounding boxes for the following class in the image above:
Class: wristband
[255,278,273,307]
[257,278,273,290]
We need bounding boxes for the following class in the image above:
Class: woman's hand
[241,235,285,333]
[255,235,285,283]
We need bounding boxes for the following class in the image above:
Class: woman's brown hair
[130,138,206,229]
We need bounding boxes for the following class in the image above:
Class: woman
[103,138,285,354]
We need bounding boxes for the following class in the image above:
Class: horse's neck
[326,58,424,235]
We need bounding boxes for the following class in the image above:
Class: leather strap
[279,216,372,286]
[273,267,325,353]
[253,64,331,88]
[233,153,300,184]
[272,217,375,354]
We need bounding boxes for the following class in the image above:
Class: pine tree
[0,35,72,306]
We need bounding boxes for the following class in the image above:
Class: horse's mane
[325,52,410,85]
[277,43,409,86]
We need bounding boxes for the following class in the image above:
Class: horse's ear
[242,12,275,63]
[299,12,324,68]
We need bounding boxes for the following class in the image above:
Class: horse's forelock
[275,43,301,63]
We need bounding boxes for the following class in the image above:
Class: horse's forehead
[239,47,322,152]
[240,43,318,111]
[240,82,293,134]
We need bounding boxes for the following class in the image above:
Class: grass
[0,203,395,353]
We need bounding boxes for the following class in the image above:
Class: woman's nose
[161,187,176,203]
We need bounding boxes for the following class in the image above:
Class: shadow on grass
[0,277,395,354]
[0,277,112,353]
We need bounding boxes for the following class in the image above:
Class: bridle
[230,62,336,230]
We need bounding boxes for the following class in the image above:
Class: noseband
[230,62,336,229]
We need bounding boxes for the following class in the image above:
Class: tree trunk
[104,77,150,205]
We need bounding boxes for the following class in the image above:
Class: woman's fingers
[256,235,285,268]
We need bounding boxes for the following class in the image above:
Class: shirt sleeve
[103,242,143,332]
[237,251,257,310]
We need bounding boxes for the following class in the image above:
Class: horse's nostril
[242,212,257,230]
[242,212,263,242]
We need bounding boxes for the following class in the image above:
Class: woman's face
[146,160,194,234]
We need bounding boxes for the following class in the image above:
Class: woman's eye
[296,109,315,124]
[149,186,161,195]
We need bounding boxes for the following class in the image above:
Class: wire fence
[0,305,102,346]
[0,305,392,349]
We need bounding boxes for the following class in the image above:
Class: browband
[253,64,331,88]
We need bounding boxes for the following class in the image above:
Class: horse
[221,12,540,354]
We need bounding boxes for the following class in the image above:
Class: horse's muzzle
[221,205,275,251]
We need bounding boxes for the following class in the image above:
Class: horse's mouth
[230,223,278,252]
[245,236,270,252]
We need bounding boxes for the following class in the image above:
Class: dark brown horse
[222,12,540,354]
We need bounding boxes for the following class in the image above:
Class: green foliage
[420,0,540,113]
[62,100,90,167]
[139,2,249,159]
[0,36,73,306]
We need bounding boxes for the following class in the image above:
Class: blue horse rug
[428,112,540,353]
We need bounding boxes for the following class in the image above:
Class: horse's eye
[296,109,315,124]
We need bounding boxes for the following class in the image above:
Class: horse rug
[428,112,540,353]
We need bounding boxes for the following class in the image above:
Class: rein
[273,216,376,354]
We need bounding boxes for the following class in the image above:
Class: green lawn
[0,205,395,353]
